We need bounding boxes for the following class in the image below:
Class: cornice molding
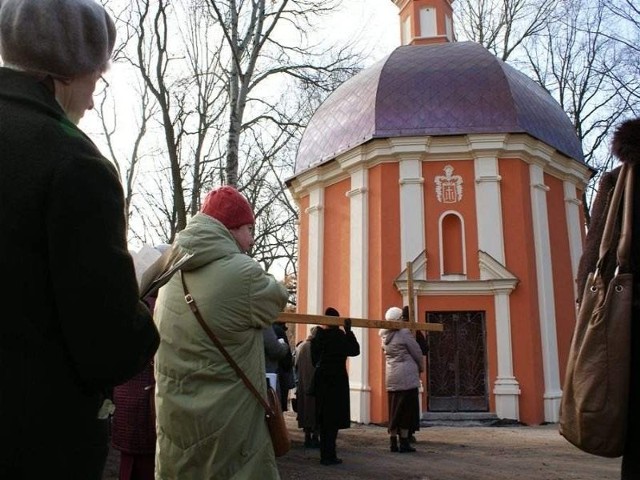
[287,133,591,198]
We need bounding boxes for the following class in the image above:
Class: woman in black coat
[0,1,159,478]
[311,307,360,465]
[576,117,640,480]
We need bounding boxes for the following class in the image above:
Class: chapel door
[426,311,489,412]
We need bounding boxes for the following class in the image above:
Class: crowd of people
[2,0,639,479]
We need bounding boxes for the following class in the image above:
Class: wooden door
[426,311,489,412]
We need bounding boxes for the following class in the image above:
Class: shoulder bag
[180,272,291,457]
[559,163,634,457]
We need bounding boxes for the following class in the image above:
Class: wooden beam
[278,312,443,332]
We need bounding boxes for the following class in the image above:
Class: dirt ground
[102,412,622,480]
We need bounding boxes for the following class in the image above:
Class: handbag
[559,163,635,457]
[180,272,291,457]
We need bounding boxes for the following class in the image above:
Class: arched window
[440,211,466,279]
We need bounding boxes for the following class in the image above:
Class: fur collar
[612,117,640,164]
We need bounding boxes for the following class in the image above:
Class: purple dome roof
[294,42,583,174]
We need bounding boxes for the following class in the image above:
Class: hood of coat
[173,212,243,272]
[613,118,640,165]
[379,328,399,345]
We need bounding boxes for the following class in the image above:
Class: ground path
[103,412,621,479]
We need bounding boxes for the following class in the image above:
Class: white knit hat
[384,306,403,321]
[0,0,116,79]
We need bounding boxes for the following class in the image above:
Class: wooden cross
[277,312,443,332]
[278,262,443,332]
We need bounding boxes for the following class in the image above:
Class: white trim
[440,274,466,281]
[564,180,584,300]
[306,187,324,315]
[348,167,370,423]
[394,278,518,296]
[529,164,562,422]
[395,250,428,282]
[396,250,518,295]
[493,291,521,420]
[445,14,453,41]
[399,158,426,279]
[438,210,467,278]
[419,6,437,37]
[474,155,506,264]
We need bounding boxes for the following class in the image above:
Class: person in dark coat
[111,362,156,480]
[0,1,160,478]
[273,322,295,411]
[575,117,640,480]
[295,326,320,448]
[264,322,290,408]
[311,307,360,465]
[111,292,160,480]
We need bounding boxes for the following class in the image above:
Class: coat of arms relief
[435,165,463,203]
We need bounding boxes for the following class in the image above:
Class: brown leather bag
[559,163,634,457]
[180,272,291,457]
[265,384,291,457]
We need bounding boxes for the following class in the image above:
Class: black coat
[311,327,360,430]
[0,68,159,477]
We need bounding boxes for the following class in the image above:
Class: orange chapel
[286,0,592,426]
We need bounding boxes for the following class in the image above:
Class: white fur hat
[0,0,116,78]
[385,306,403,321]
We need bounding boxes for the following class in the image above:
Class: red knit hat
[201,186,255,229]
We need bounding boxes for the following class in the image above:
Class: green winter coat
[154,213,288,479]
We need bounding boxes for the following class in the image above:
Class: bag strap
[180,271,275,417]
[596,163,633,273]
[617,163,635,272]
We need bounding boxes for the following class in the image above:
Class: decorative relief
[435,165,463,203]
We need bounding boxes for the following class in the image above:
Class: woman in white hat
[380,306,424,453]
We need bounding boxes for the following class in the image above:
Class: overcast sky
[325,0,401,65]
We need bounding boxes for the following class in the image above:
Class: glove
[344,318,352,333]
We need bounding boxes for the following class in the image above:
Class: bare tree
[454,0,557,61]
[93,78,151,218]
[114,0,230,239]
[521,0,638,224]
[603,0,640,112]
[204,0,360,186]
[98,0,364,285]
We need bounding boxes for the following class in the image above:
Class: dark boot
[311,432,320,448]
[390,435,399,452]
[399,437,416,453]
[320,427,341,464]
[304,431,313,448]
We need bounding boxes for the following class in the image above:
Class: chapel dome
[294,41,583,174]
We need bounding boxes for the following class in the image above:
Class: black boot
[304,431,313,448]
[390,435,399,452]
[399,437,416,453]
[320,427,342,465]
